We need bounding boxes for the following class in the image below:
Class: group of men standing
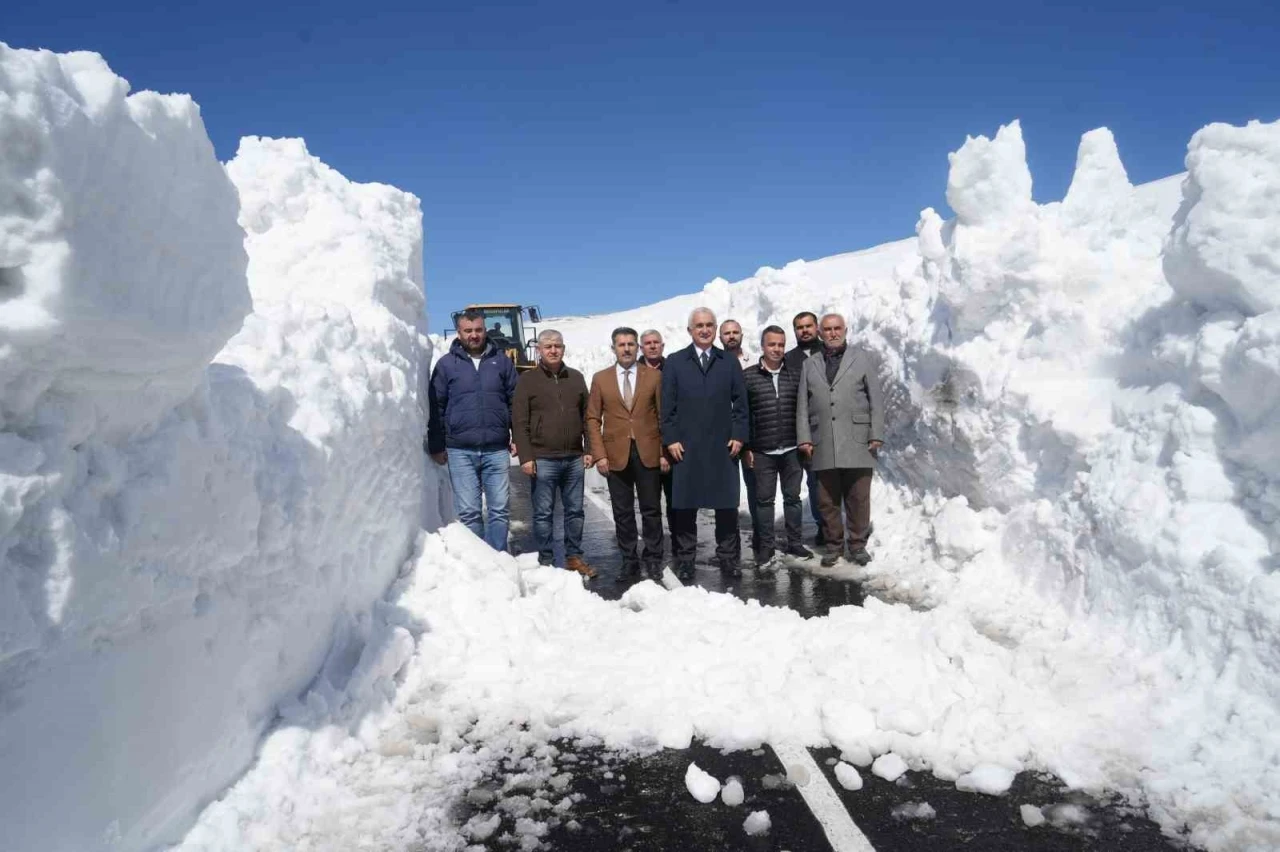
[426,306,885,582]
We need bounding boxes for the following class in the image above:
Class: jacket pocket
[850,413,871,424]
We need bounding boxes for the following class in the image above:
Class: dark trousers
[672,507,740,569]
[753,449,804,556]
[741,456,759,550]
[660,467,677,543]
[815,467,873,551]
[802,456,824,537]
[607,441,664,569]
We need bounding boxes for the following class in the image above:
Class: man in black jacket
[784,311,827,546]
[743,326,814,569]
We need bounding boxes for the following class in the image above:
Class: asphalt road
[456,468,1187,852]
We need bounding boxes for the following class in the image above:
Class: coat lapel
[830,347,857,387]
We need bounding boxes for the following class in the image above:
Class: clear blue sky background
[7,0,1279,322]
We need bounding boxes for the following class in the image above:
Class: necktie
[622,369,634,410]
[700,351,710,371]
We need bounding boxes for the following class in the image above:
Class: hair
[820,312,846,327]
[455,308,485,328]
[719,319,742,331]
[611,326,639,345]
[537,329,564,346]
[792,311,818,327]
[687,307,716,327]
[760,325,787,345]
[640,329,663,342]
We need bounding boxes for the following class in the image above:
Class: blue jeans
[531,457,585,565]
[446,448,511,551]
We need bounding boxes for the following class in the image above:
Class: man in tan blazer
[587,326,666,578]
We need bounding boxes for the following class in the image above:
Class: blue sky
[7,0,1279,323]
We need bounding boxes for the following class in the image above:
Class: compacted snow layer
[0,46,432,852]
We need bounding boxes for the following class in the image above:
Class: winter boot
[566,556,598,579]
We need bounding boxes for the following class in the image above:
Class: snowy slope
[412,120,1280,850]
[1,46,433,852]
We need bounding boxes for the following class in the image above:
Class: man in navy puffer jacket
[428,310,519,551]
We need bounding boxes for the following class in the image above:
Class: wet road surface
[465,467,1186,851]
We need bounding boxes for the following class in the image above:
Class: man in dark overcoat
[661,307,750,579]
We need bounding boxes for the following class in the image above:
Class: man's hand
[727,439,743,458]
[596,458,610,475]
[521,460,536,476]
[430,451,447,466]
[868,440,883,457]
[659,457,670,474]
[509,442,518,456]
[583,454,594,468]
[743,449,754,469]
[799,443,814,457]
[667,442,685,463]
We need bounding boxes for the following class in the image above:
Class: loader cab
[451,304,543,371]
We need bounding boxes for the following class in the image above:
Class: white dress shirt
[615,362,637,399]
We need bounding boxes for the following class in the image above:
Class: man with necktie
[587,327,666,578]
[662,307,750,579]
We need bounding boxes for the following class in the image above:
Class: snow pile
[0,46,430,852]
[524,117,1280,848]
[171,527,1174,849]
[0,47,250,441]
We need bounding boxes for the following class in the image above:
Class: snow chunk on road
[872,753,909,782]
[1020,804,1047,827]
[834,762,864,791]
[721,777,745,806]
[743,810,772,836]
[685,763,721,804]
[956,764,1017,795]
[892,802,937,821]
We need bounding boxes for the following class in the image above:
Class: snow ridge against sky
[3,42,1280,852]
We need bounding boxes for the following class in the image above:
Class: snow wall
[524,119,1280,848]
[0,46,441,852]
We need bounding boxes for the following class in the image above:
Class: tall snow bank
[0,45,251,441]
[540,118,1280,848]
[0,46,431,852]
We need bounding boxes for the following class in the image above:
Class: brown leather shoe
[565,556,597,579]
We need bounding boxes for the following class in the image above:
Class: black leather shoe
[820,551,840,568]
[785,544,814,560]
[719,560,742,578]
[675,565,695,582]
[850,548,872,566]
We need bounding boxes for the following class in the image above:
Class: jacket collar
[686,343,721,361]
[754,359,787,376]
[539,360,569,378]
[451,338,495,359]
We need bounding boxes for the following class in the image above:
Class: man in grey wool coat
[796,312,885,567]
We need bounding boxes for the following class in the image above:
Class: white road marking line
[771,740,877,852]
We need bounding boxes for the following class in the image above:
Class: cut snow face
[1,46,431,852]
[492,114,1280,851]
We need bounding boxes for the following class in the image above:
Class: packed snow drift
[1,45,435,852]
[3,40,1279,852]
